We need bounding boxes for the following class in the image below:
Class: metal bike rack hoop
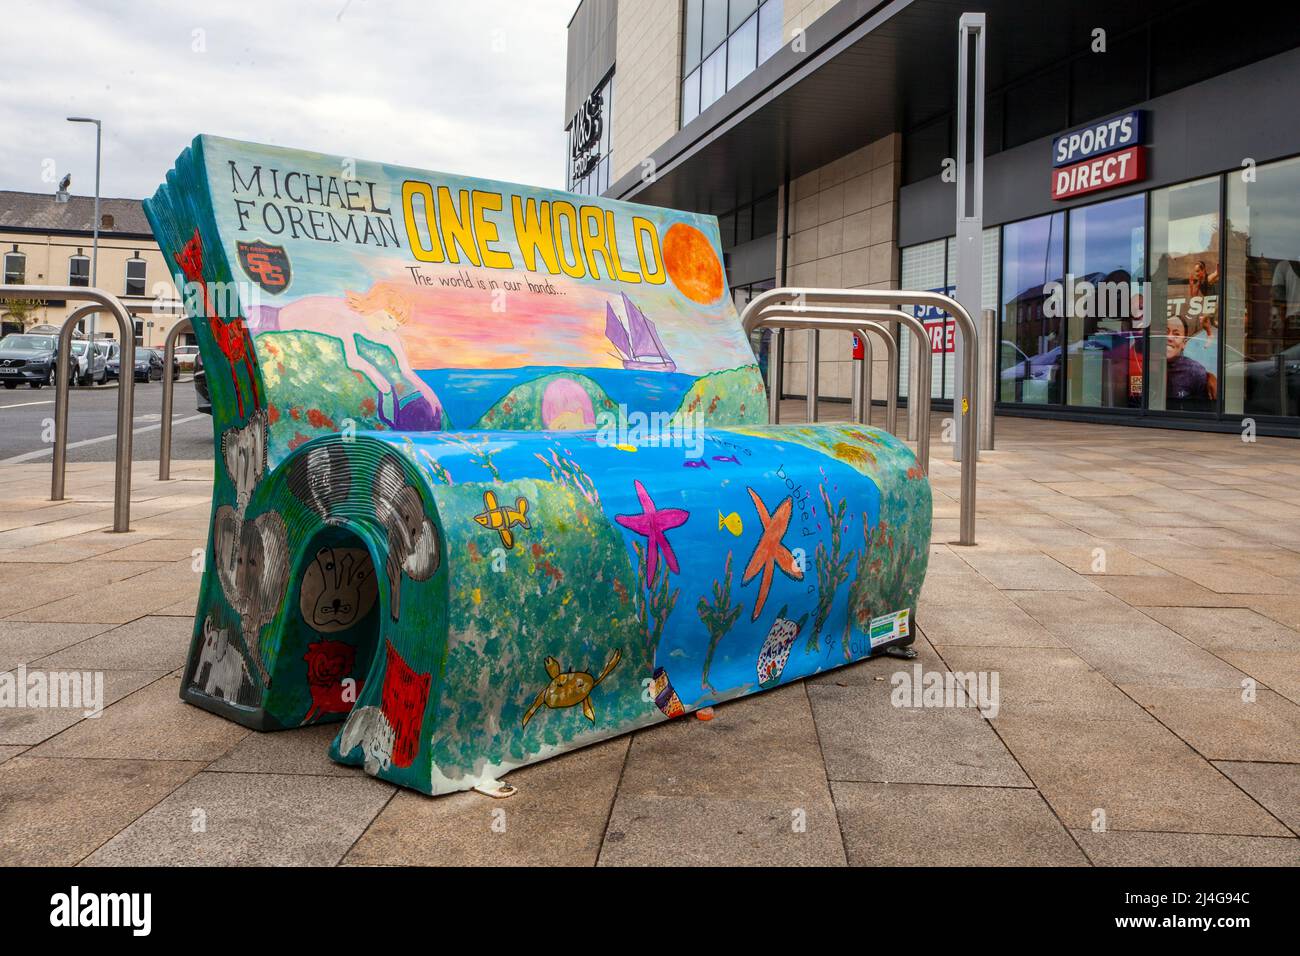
[750,307,933,475]
[0,286,136,531]
[159,318,193,481]
[743,287,978,546]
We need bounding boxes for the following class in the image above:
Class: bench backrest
[146,136,767,469]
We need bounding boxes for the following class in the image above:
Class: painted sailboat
[605,292,677,372]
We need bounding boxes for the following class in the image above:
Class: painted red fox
[175,228,262,417]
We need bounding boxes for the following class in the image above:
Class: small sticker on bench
[869,609,911,649]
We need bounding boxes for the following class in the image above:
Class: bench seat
[242,422,928,794]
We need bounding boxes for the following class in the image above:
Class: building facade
[565,0,1300,436]
[0,190,187,347]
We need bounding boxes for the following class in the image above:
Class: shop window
[898,230,998,404]
[3,251,24,285]
[125,257,147,297]
[1065,194,1146,410]
[1225,156,1300,419]
[69,254,90,287]
[1001,213,1065,405]
[1149,177,1221,413]
[899,240,945,403]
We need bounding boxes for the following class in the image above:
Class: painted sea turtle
[521,648,622,727]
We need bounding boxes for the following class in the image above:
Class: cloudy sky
[0,0,575,201]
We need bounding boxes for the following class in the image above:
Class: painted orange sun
[662,222,723,304]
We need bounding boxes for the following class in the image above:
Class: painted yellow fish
[718,510,743,536]
[613,443,638,453]
[474,490,531,549]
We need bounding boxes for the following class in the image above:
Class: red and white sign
[924,320,955,354]
[1051,145,1147,200]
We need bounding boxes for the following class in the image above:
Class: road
[0,376,213,463]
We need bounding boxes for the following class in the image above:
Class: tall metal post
[955,14,986,457]
[767,329,783,424]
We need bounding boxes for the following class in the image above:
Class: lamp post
[67,117,102,349]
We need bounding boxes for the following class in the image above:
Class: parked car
[70,340,108,386]
[147,347,181,381]
[104,342,122,381]
[194,351,211,414]
[173,345,201,370]
[0,332,58,389]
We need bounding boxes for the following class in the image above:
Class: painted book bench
[145,136,930,796]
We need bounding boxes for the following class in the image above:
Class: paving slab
[808,683,1029,787]
[0,620,114,670]
[1009,588,1157,631]
[209,723,359,777]
[34,615,193,671]
[1212,761,1300,834]
[1212,650,1300,704]
[0,756,202,865]
[958,551,1099,591]
[0,669,168,746]
[345,738,627,866]
[8,559,202,623]
[1072,829,1300,866]
[1090,575,1256,609]
[993,713,1290,836]
[1140,606,1300,653]
[1121,684,1300,763]
[598,793,847,866]
[82,770,394,866]
[937,646,1143,721]
[918,602,1064,648]
[1049,621,1251,689]
[29,674,250,760]
[832,782,1087,866]
[618,685,834,801]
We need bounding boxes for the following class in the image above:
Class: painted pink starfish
[615,480,689,585]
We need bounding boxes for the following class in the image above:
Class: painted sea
[419,365,699,430]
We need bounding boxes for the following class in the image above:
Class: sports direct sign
[1050,110,1147,201]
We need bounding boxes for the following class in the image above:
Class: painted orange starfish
[741,487,804,621]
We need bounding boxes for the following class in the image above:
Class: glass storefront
[1225,155,1300,418]
[1001,212,1064,405]
[899,153,1300,431]
[1150,177,1220,413]
[1065,193,1145,409]
[898,230,998,404]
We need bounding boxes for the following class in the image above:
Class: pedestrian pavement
[1,407,1298,866]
